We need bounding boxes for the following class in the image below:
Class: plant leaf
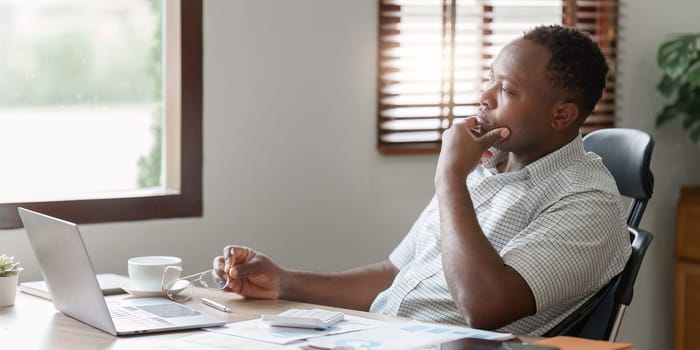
[688,58,700,87]
[656,104,681,127]
[677,83,695,109]
[658,34,699,79]
[657,74,681,97]
[682,110,700,129]
[686,85,700,108]
[690,123,700,143]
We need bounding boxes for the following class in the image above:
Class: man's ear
[551,102,579,130]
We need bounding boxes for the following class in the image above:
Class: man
[212,25,631,336]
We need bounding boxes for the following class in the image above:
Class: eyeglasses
[161,266,229,302]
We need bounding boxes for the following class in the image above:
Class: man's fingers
[232,246,254,265]
[222,245,233,267]
[229,258,264,279]
[226,279,243,294]
[451,116,477,129]
[463,116,478,128]
[213,256,224,271]
[479,127,510,148]
[222,245,234,258]
[213,256,225,278]
[223,245,253,266]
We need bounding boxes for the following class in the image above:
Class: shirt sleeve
[500,190,632,312]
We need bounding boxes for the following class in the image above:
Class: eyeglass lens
[165,279,194,302]
[164,270,229,302]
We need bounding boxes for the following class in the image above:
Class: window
[377,0,618,154]
[0,0,202,229]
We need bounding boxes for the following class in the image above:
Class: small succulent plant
[0,254,22,277]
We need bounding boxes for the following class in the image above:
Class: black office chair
[581,128,655,228]
[544,128,655,341]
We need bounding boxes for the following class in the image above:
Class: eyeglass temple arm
[177,269,215,281]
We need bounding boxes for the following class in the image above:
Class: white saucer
[120,282,166,297]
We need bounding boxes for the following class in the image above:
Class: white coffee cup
[127,256,182,292]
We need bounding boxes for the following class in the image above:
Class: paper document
[305,320,513,350]
[158,332,300,350]
[164,319,512,350]
[204,314,389,345]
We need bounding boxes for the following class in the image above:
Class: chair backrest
[544,128,655,340]
[544,227,653,340]
[582,128,654,228]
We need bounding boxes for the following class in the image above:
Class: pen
[200,297,231,313]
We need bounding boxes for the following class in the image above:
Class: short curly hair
[523,25,608,120]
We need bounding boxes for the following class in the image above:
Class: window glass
[0,0,165,202]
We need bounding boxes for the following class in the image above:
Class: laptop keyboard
[110,304,175,329]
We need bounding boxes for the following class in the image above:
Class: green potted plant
[0,254,23,306]
[656,33,700,144]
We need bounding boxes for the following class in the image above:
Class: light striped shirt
[369,135,632,335]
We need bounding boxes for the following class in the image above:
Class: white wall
[1,1,698,349]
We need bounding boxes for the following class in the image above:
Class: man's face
[475,38,561,154]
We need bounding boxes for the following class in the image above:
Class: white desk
[0,288,540,349]
[0,288,402,349]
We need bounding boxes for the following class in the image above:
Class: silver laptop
[19,207,226,336]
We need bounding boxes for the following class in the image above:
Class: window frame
[0,0,202,229]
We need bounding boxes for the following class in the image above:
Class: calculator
[261,308,345,329]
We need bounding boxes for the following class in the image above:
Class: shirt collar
[480,135,586,181]
[481,148,508,172]
[525,135,586,183]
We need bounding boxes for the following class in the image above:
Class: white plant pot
[0,273,19,307]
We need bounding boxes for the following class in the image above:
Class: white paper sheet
[158,332,301,350]
[167,318,513,350]
[304,320,513,350]
[204,315,389,345]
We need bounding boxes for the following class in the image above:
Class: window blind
[377,0,618,154]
